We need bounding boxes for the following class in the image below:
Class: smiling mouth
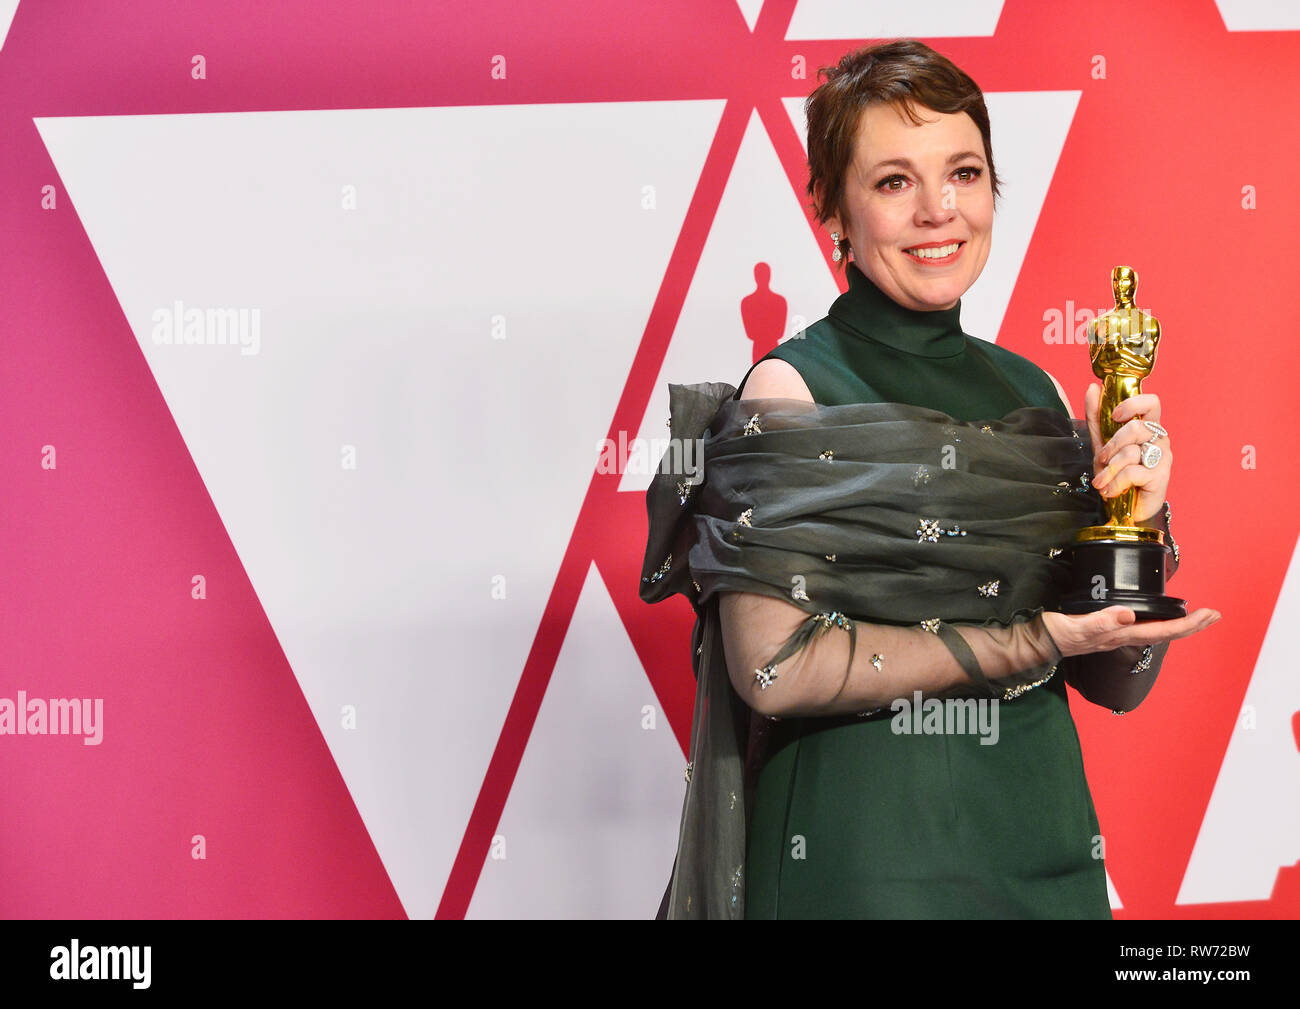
[903,241,964,262]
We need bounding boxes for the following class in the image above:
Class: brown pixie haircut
[805,39,1002,270]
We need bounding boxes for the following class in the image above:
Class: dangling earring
[831,231,842,263]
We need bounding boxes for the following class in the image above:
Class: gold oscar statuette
[1060,265,1186,620]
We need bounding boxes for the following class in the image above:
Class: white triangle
[735,0,763,33]
[467,563,685,918]
[34,99,722,918]
[0,1,19,52]
[619,108,841,494]
[785,0,1005,39]
[781,89,1080,349]
[1107,868,1123,910]
[1215,0,1300,30]
[1178,530,1300,904]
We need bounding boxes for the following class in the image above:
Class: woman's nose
[914,184,956,225]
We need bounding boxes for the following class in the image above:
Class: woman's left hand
[1085,383,1170,524]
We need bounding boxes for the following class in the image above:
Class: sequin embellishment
[913,465,931,487]
[1054,472,1095,497]
[676,479,694,506]
[1002,664,1058,700]
[643,553,671,584]
[819,449,834,462]
[920,618,941,633]
[1131,644,1154,675]
[825,553,837,562]
[791,583,809,602]
[754,664,778,690]
[811,611,854,633]
[743,414,763,436]
[917,518,967,542]
[684,761,693,782]
[977,579,1000,598]
[870,653,883,671]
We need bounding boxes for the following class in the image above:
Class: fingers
[1085,384,1103,457]
[1109,392,1161,426]
[1094,604,1137,630]
[1108,607,1221,647]
[1098,416,1165,468]
[1094,449,1162,496]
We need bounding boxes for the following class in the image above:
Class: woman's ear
[813,181,838,233]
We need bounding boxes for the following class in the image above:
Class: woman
[640,40,1218,919]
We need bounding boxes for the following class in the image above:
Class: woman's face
[828,102,994,312]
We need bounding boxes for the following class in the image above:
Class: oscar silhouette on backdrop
[740,262,787,364]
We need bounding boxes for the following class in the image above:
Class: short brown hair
[805,39,1002,269]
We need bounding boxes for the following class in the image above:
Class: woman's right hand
[1041,605,1220,659]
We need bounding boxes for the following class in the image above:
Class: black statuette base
[1060,538,1186,621]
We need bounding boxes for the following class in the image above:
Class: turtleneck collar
[827,262,968,359]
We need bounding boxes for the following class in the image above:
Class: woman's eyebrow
[866,151,987,172]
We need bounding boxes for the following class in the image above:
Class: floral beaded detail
[1162,502,1180,565]
[1002,664,1058,701]
[819,449,834,462]
[977,579,1000,598]
[1054,472,1094,497]
[743,414,763,436]
[676,479,695,506]
[920,618,941,633]
[643,553,672,584]
[870,653,883,671]
[684,761,694,782]
[754,663,779,690]
[791,583,810,602]
[731,507,754,542]
[917,518,968,543]
[1131,644,1154,675]
[811,611,854,633]
[913,465,931,487]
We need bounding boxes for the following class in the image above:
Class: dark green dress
[736,264,1112,919]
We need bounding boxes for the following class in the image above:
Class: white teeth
[906,242,961,259]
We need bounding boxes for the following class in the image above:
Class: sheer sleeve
[719,591,1062,719]
[1062,499,1178,712]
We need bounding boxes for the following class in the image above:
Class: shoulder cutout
[738,357,814,403]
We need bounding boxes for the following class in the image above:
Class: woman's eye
[876,174,907,192]
[954,166,983,183]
